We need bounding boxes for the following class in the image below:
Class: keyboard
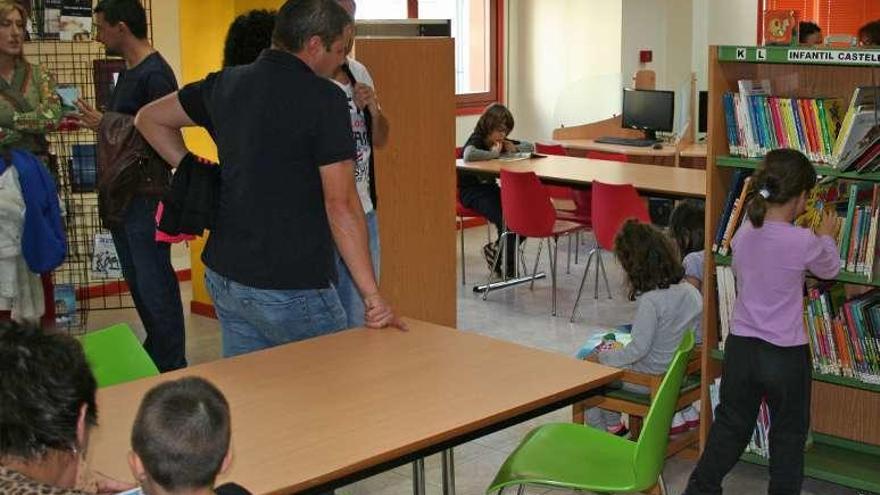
[595,136,657,147]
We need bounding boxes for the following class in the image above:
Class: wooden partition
[355,38,457,327]
[551,115,643,141]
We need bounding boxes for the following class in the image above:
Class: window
[760,1,880,43]
[354,0,502,113]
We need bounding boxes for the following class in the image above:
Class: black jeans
[684,334,811,495]
[459,183,518,269]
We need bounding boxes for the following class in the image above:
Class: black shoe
[483,242,499,274]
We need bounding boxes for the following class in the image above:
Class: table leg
[441,448,456,495]
[412,459,426,495]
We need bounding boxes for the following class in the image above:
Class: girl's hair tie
[758,188,770,199]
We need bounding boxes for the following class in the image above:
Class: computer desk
[86,319,621,495]
[678,142,708,169]
[554,138,678,166]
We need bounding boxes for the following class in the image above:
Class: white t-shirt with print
[331,58,375,213]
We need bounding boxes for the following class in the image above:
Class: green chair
[79,323,159,388]
[486,331,695,495]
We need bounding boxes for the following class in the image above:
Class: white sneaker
[670,411,687,435]
[682,405,700,429]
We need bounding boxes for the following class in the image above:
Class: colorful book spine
[805,285,880,384]
[720,92,849,166]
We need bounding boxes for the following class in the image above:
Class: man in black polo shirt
[134,0,403,357]
[75,0,186,372]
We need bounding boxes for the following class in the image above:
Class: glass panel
[354,0,407,19]
[419,0,491,95]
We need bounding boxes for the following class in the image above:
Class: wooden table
[678,143,708,169]
[87,319,621,495]
[456,155,706,199]
[679,143,707,158]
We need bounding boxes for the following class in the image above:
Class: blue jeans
[110,196,187,372]
[334,209,380,328]
[205,267,348,357]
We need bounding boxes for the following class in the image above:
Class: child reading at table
[459,103,533,278]
[586,220,702,437]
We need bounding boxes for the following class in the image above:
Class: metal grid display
[23,1,153,333]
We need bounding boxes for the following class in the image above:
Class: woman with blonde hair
[0,0,62,154]
[0,0,64,327]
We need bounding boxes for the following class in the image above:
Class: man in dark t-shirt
[75,0,186,372]
[134,0,404,358]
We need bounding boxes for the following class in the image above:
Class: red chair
[585,150,628,162]
[483,170,583,316]
[535,143,574,210]
[570,181,650,322]
[455,146,492,284]
[556,150,630,273]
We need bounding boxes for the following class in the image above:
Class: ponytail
[747,191,768,228]
[746,149,816,228]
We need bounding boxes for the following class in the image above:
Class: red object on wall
[639,50,652,63]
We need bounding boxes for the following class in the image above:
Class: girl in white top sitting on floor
[587,220,703,437]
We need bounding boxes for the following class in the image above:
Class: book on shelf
[832,86,880,169]
[717,178,880,280]
[832,183,880,279]
[805,283,880,385]
[718,177,753,256]
[836,124,880,173]
[40,0,62,40]
[58,0,91,41]
[714,275,880,386]
[708,378,772,459]
[715,265,736,350]
[53,283,76,326]
[722,88,844,163]
[713,169,751,253]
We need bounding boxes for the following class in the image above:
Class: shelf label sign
[787,49,880,65]
[736,48,747,60]
[756,48,767,61]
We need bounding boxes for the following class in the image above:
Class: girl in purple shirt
[684,149,838,495]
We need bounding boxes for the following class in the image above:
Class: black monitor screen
[698,90,708,133]
[621,89,674,137]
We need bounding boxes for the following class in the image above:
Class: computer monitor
[698,90,708,134]
[621,88,675,141]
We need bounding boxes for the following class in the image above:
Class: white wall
[622,0,668,89]
[456,115,479,145]
[502,0,623,142]
[692,0,758,91]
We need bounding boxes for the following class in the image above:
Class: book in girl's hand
[576,325,633,360]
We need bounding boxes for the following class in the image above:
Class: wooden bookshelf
[701,45,880,492]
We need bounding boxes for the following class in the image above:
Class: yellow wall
[179,0,285,308]
[233,0,283,12]
[179,0,234,307]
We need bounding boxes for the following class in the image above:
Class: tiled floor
[81,227,861,495]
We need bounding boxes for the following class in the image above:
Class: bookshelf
[702,45,880,493]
